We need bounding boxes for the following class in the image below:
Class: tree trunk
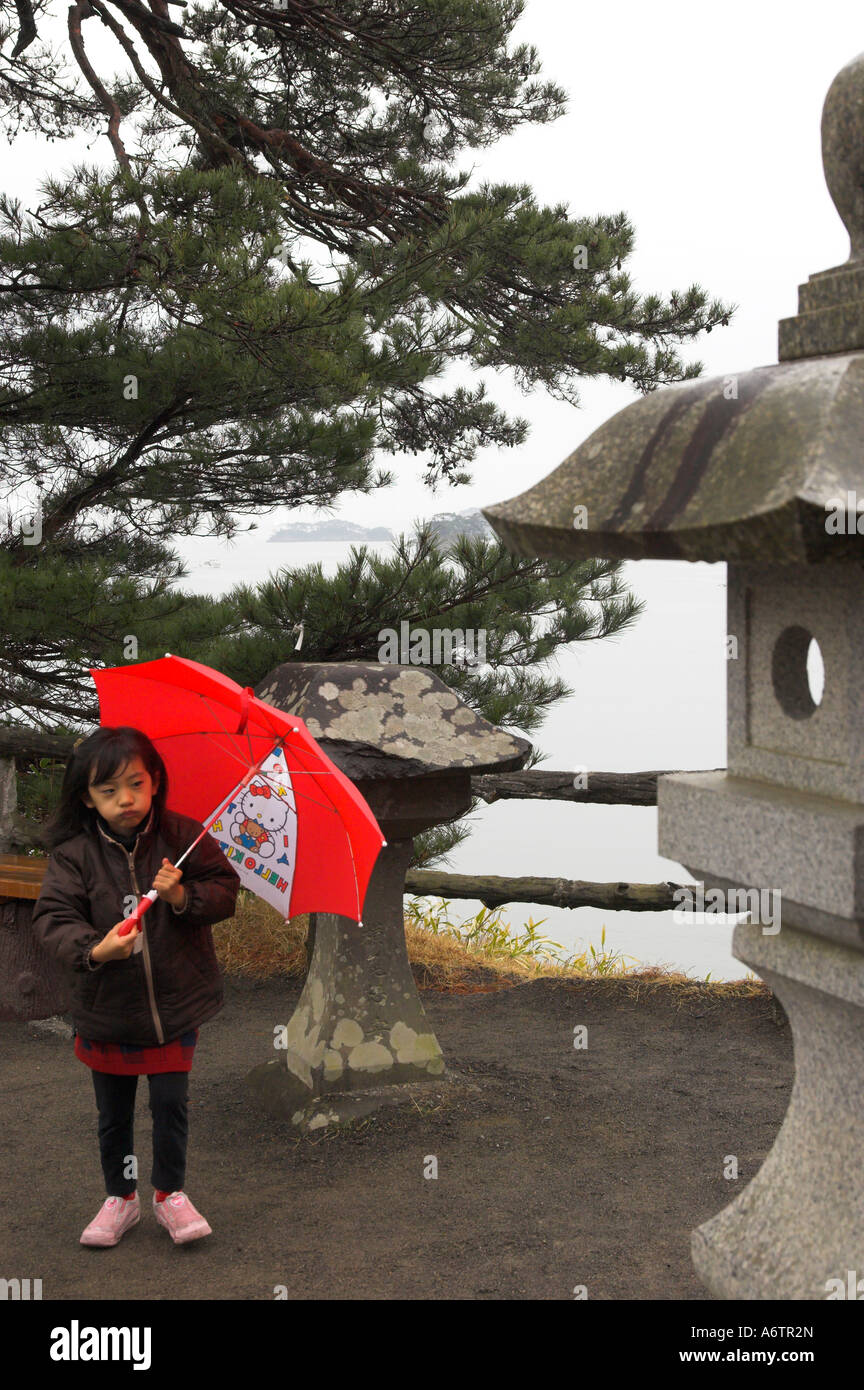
[0,759,15,854]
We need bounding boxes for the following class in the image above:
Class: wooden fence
[0,727,720,912]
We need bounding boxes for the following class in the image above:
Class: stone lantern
[482,52,864,1300]
[245,661,530,1131]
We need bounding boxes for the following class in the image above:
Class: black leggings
[90,1070,189,1197]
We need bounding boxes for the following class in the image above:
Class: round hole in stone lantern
[243,661,531,1133]
[771,626,822,719]
[807,636,825,706]
[482,49,864,1299]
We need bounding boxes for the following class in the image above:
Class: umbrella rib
[234,759,342,817]
[280,728,364,921]
[193,690,276,759]
[184,692,346,794]
[193,746,336,845]
[162,689,284,782]
[151,728,345,769]
[200,716,364,918]
[149,728,348,776]
[177,712,348,817]
[154,722,349,810]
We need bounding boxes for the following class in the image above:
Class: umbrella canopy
[89,655,385,922]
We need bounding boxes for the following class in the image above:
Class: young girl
[31,725,240,1248]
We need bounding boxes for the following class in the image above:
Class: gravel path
[0,973,792,1300]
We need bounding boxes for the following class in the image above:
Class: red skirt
[74,1029,198,1075]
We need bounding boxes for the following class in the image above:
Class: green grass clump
[403,895,638,977]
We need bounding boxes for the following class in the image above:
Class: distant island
[269,509,495,543]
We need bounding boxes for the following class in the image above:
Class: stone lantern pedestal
[482,50,864,1299]
[245,662,530,1131]
[659,560,864,1298]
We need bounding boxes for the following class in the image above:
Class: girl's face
[82,755,159,835]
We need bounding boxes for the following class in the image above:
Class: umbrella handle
[118,889,159,936]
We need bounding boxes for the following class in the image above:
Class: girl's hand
[153,858,187,909]
[92,920,140,963]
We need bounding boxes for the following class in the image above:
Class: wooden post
[0,757,15,855]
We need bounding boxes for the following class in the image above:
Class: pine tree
[0,1,732,861]
[0,0,733,442]
[167,518,644,722]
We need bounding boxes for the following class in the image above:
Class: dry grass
[212,891,310,980]
[212,890,769,1003]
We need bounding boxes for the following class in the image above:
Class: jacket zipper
[125,847,165,1045]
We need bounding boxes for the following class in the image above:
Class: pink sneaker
[153,1191,212,1244]
[80,1193,140,1247]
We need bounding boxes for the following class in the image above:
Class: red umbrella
[88,655,385,934]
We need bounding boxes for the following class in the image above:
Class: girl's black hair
[43,726,169,850]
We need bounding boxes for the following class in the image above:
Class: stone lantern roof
[483,53,864,568]
[255,661,531,778]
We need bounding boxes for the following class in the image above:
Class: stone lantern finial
[779,51,864,359]
[821,51,864,264]
[483,46,864,571]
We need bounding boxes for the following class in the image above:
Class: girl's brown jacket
[30,806,241,1046]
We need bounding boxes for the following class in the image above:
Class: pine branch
[10,0,36,57]
[67,0,134,174]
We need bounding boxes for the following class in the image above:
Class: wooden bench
[0,853,47,900]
